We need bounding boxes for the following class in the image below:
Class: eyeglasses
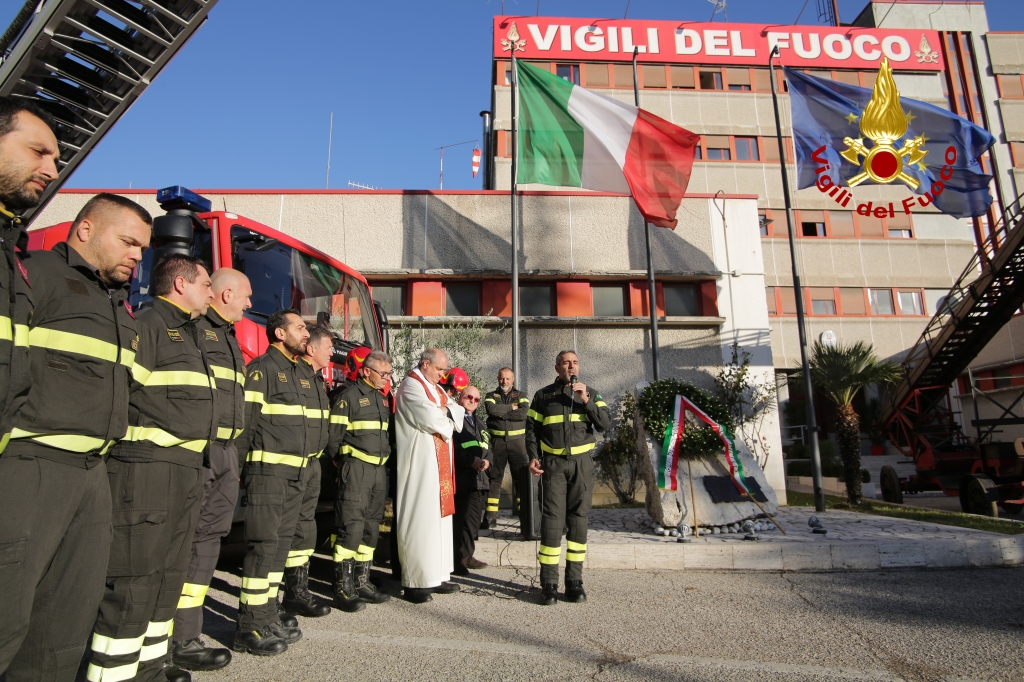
[366,366,394,380]
[463,396,481,403]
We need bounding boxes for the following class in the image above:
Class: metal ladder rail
[883,191,1024,429]
[0,0,218,225]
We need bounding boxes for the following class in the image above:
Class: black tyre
[1001,502,1024,516]
[880,466,903,504]
[959,474,999,517]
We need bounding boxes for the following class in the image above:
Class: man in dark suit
[451,385,492,574]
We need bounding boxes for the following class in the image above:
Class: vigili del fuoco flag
[515,59,699,229]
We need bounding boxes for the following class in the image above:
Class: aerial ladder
[881,190,1024,515]
[0,0,218,225]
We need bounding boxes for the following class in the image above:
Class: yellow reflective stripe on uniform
[342,444,388,465]
[130,362,152,385]
[461,440,482,449]
[241,577,269,590]
[570,414,589,422]
[304,407,330,419]
[138,640,168,662]
[177,583,209,609]
[90,632,145,656]
[330,414,349,425]
[334,544,358,561]
[484,397,496,404]
[145,620,172,638]
[595,399,607,408]
[0,316,10,340]
[123,426,207,452]
[491,428,526,436]
[285,549,314,567]
[349,420,387,430]
[14,324,28,347]
[144,370,215,389]
[309,449,324,458]
[9,428,112,453]
[211,364,246,385]
[355,544,375,562]
[262,403,304,416]
[486,497,499,512]
[245,390,266,405]
[538,545,562,564]
[239,576,270,605]
[267,571,283,598]
[566,541,587,562]
[542,415,564,425]
[540,441,596,456]
[238,591,268,605]
[247,450,308,468]
[518,397,531,404]
[216,427,243,440]
[527,409,543,422]
[28,327,131,364]
[87,661,139,682]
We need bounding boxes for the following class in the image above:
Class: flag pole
[769,45,825,512]
[632,47,661,381]
[511,55,521,383]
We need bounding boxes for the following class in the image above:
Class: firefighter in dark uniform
[280,325,334,618]
[0,194,148,681]
[232,310,311,657]
[87,254,217,682]
[171,269,252,673]
[328,350,394,611]
[452,385,492,575]
[483,367,530,528]
[526,350,610,606]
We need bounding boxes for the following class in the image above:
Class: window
[584,63,608,87]
[592,285,627,316]
[705,135,730,160]
[1010,142,1024,169]
[869,289,894,315]
[762,137,793,163]
[734,136,759,161]
[898,290,923,316]
[993,368,1013,389]
[613,64,634,88]
[228,225,378,348]
[642,64,666,88]
[556,64,580,85]
[809,288,836,315]
[801,211,826,237]
[372,285,405,317]
[829,211,855,237]
[520,286,553,316]
[699,69,723,90]
[765,287,777,315]
[446,283,480,316]
[663,285,699,316]
[497,61,511,86]
[858,214,885,238]
[839,288,865,315]
[888,212,913,238]
[758,210,771,236]
[670,66,694,89]
[751,68,772,92]
[997,74,1024,99]
[694,143,702,160]
[726,68,750,91]
[779,287,797,314]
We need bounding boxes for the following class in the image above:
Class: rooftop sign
[492,16,945,71]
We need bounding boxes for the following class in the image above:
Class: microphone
[570,374,578,388]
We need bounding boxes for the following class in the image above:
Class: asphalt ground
[192,559,1024,682]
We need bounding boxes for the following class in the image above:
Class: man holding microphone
[526,350,610,606]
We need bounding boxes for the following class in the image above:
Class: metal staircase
[884,191,1024,484]
[0,0,218,224]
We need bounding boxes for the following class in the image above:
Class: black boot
[540,582,559,606]
[276,598,298,628]
[283,563,333,617]
[486,511,498,529]
[163,664,191,682]
[268,620,302,644]
[333,558,367,612]
[355,560,390,603]
[232,624,288,657]
[171,638,231,672]
[431,581,460,594]
[565,580,587,603]
[403,587,433,603]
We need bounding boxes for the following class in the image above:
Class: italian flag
[515,59,700,229]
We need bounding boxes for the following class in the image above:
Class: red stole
[408,371,456,518]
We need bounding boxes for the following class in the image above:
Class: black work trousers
[0,448,111,682]
[88,456,202,682]
[173,442,239,644]
[237,471,305,631]
[333,457,388,563]
[486,437,527,516]
[288,457,321,568]
[453,489,485,565]
[538,454,593,584]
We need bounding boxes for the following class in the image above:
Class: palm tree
[806,341,902,504]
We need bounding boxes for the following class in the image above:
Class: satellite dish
[820,330,837,347]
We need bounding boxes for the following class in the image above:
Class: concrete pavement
[193,565,1024,681]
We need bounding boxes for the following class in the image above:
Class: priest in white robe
[395,348,466,603]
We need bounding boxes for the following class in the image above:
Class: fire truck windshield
[229,225,379,350]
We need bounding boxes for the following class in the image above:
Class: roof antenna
[708,0,727,22]
[623,0,631,19]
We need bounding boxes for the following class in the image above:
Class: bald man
[0,193,151,679]
[171,268,252,673]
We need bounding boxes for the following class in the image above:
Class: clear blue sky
[3,0,1020,191]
